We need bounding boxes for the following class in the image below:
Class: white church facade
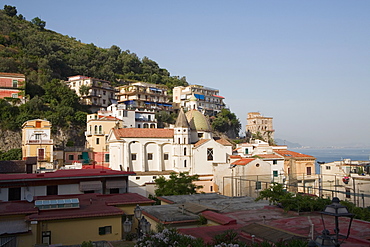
[107,109,233,195]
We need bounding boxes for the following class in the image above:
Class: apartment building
[21,119,54,171]
[0,72,26,102]
[173,85,226,116]
[66,75,117,112]
[116,82,172,111]
[246,112,275,142]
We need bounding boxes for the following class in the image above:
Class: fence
[223,173,370,208]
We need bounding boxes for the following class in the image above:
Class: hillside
[0,6,190,150]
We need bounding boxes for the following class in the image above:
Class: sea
[290,148,370,174]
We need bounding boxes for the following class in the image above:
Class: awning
[80,181,102,191]
[106,180,126,189]
[0,219,28,235]
[163,104,172,107]
[194,94,205,100]
[212,95,225,99]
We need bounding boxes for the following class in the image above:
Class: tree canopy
[154,172,203,196]
[210,108,241,139]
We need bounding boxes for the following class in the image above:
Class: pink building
[0,72,26,101]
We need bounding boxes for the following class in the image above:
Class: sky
[3,0,370,148]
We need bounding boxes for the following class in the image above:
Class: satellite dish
[25,192,34,202]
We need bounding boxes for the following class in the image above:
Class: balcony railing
[26,140,53,145]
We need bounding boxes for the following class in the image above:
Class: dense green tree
[211,108,241,138]
[3,5,17,17]
[31,17,46,29]
[155,172,203,196]
[155,111,177,128]
[0,148,22,160]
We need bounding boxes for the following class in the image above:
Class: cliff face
[0,126,86,152]
[0,129,22,151]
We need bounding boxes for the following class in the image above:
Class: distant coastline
[290,147,370,164]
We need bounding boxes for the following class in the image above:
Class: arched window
[143,123,149,128]
[94,125,98,134]
[99,125,102,134]
[184,160,187,167]
[178,138,181,144]
[184,147,187,156]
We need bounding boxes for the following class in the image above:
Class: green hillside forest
[0,5,241,150]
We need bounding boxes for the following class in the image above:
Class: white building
[173,85,226,116]
[107,108,233,195]
[94,103,157,128]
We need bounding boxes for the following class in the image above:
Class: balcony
[26,140,53,145]
[94,131,105,135]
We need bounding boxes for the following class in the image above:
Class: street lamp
[315,197,354,247]
[123,218,132,240]
[134,204,151,238]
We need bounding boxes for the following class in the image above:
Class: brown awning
[106,180,126,189]
[241,223,306,243]
[80,181,102,191]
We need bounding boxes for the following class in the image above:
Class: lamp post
[318,161,325,198]
[123,218,132,240]
[315,197,354,247]
[134,204,151,238]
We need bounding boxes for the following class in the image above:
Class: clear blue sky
[4,1,370,147]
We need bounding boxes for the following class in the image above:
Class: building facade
[66,75,117,112]
[22,119,54,171]
[173,85,226,116]
[246,112,274,143]
[108,109,233,195]
[0,72,26,102]
[116,82,172,111]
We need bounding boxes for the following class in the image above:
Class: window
[255,181,262,190]
[103,99,106,104]
[131,154,137,160]
[47,185,58,195]
[273,171,278,177]
[78,155,83,160]
[207,148,213,161]
[103,90,106,95]
[144,123,149,128]
[148,153,153,160]
[164,153,169,160]
[136,177,140,180]
[273,160,277,165]
[306,167,312,175]
[153,176,157,179]
[36,121,41,128]
[105,154,110,162]
[38,149,45,160]
[96,138,100,145]
[346,189,351,198]
[35,134,42,140]
[184,160,187,167]
[184,147,187,156]
[12,93,18,98]
[326,166,331,170]
[138,124,141,128]
[12,80,18,88]
[198,133,203,138]
[99,226,112,235]
[68,155,74,160]
[110,188,119,194]
[245,149,249,155]
[8,187,21,201]
[42,231,51,245]
[210,186,213,192]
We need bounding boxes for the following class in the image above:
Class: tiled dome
[185,110,211,132]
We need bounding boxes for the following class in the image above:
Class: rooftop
[112,128,174,139]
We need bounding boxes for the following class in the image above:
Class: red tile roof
[25,193,153,221]
[215,138,233,146]
[113,128,174,138]
[256,154,283,159]
[201,210,237,225]
[0,169,135,182]
[231,158,255,166]
[0,72,25,78]
[0,201,38,216]
[229,155,242,159]
[179,224,242,244]
[194,139,210,148]
[274,150,315,159]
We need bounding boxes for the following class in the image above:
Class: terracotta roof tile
[113,128,174,138]
[274,150,315,159]
[0,72,25,78]
[201,210,237,225]
[256,154,284,159]
[230,155,242,159]
[231,158,255,166]
[215,138,233,146]
[194,139,210,148]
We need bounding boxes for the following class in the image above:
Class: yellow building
[22,119,54,170]
[86,114,123,168]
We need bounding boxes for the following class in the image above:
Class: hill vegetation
[0,5,241,150]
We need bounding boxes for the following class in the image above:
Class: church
[107,108,233,195]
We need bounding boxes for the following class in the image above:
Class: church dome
[185,110,212,132]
